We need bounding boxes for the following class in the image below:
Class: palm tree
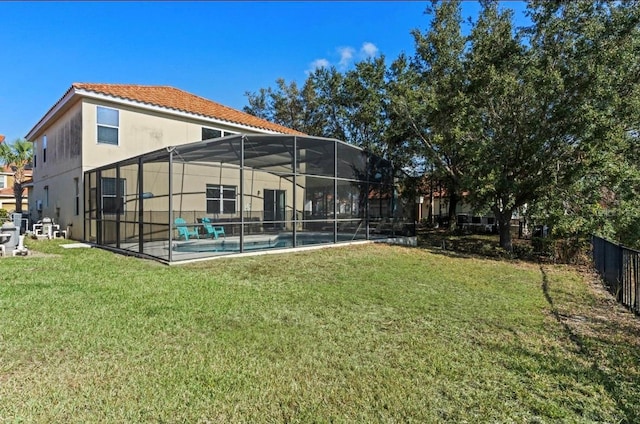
[0,138,33,213]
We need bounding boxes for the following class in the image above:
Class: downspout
[168,147,174,263]
[240,136,245,253]
[365,152,370,240]
[334,140,338,243]
[293,136,297,247]
[138,156,144,254]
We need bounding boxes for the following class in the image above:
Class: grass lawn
[1,239,639,422]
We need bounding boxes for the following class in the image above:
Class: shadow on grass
[416,228,591,266]
[537,265,640,422]
[414,228,515,263]
[540,265,586,353]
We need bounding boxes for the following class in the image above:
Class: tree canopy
[243,0,640,250]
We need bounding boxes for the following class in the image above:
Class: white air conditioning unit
[36,200,43,211]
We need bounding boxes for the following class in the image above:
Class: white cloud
[360,42,379,59]
[307,58,330,74]
[337,46,355,69]
[305,42,379,75]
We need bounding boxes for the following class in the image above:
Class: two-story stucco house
[25,83,303,239]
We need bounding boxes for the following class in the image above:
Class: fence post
[635,254,639,314]
[618,244,623,302]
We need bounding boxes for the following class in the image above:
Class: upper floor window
[202,127,222,140]
[43,135,47,163]
[97,106,119,145]
[0,175,6,189]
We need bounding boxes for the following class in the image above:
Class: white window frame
[206,184,236,214]
[0,174,6,189]
[97,106,119,145]
[101,177,126,215]
[202,127,222,140]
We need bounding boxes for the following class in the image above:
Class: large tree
[242,0,640,250]
[387,0,470,229]
[460,1,554,250]
[0,138,33,214]
[244,77,324,136]
[341,57,390,156]
[244,58,391,156]
[524,0,640,247]
[454,0,640,251]
[308,66,348,141]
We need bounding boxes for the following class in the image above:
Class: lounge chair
[175,217,199,240]
[201,217,225,239]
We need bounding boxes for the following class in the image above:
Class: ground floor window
[101,177,125,214]
[206,184,236,214]
[74,177,80,216]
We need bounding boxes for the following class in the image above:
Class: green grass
[1,239,639,422]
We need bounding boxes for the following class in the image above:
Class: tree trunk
[13,182,23,214]
[447,191,459,231]
[496,210,513,251]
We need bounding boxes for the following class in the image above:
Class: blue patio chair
[175,217,199,240]
[201,217,226,239]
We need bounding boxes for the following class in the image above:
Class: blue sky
[0,1,528,144]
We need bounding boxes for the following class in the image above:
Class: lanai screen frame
[84,134,410,263]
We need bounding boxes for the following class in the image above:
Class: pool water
[172,232,345,253]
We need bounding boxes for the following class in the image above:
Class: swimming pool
[172,232,346,253]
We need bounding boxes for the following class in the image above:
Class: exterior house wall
[99,163,306,243]
[419,196,475,222]
[27,85,302,242]
[419,195,496,229]
[81,99,241,170]
[145,163,298,219]
[29,102,83,234]
[31,99,271,239]
[110,163,289,217]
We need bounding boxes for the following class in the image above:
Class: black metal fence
[592,235,640,315]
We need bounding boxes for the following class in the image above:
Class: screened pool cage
[84,134,414,263]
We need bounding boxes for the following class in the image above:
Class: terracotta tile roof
[72,83,304,136]
[1,165,32,175]
[0,189,28,199]
[0,187,16,197]
[0,166,32,198]
[0,135,5,144]
[0,166,31,197]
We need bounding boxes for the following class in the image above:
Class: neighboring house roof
[0,165,32,176]
[26,83,305,139]
[0,166,31,198]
